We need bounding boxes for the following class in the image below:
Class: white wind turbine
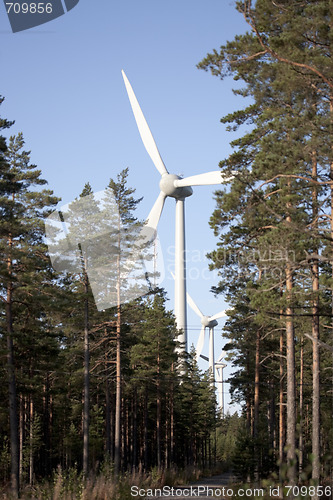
[187,291,227,380]
[215,350,227,416]
[200,350,227,415]
[122,70,233,354]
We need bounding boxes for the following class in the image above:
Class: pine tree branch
[227,50,268,65]
[257,174,333,190]
[305,333,333,353]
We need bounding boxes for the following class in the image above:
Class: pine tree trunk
[29,398,33,485]
[156,348,161,469]
[253,328,260,481]
[269,380,275,452]
[114,300,121,474]
[105,359,111,458]
[19,392,24,484]
[246,353,251,433]
[312,153,320,490]
[170,382,174,465]
[299,339,304,480]
[279,309,285,481]
[329,96,333,491]
[144,388,148,470]
[114,231,122,474]
[253,329,260,440]
[285,258,296,485]
[6,246,19,497]
[133,390,138,469]
[83,266,90,476]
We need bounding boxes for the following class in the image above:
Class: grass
[0,464,211,500]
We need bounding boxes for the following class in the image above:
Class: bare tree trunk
[133,389,138,469]
[299,338,304,481]
[165,396,169,468]
[246,353,251,434]
[268,380,275,452]
[286,258,296,484]
[105,355,111,458]
[170,370,174,464]
[157,345,161,469]
[311,152,320,491]
[144,388,148,470]
[83,265,90,476]
[6,237,19,498]
[29,398,33,485]
[19,392,24,484]
[329,96,333,490]
[253,329,260,439]
[114,297,121,474]
[253,328,260,480]
[279,326,285,481]
[114,221,122,475]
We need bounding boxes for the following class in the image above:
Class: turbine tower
[215,350,227,416]
[122,70,233,354]
[187,291,227,379]
[200,350,227,415]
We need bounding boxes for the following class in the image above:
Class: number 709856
[6,3,53,14]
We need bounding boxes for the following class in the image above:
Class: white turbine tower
[187,291,227,379]
[122,70,233,354]
[215,351,227,416]
[200,350,227,415]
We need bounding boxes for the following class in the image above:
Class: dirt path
[143,471,236,499]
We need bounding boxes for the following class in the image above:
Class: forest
[1,0,333,499]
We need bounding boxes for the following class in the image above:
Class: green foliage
[198,0,333,485]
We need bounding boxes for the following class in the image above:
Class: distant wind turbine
[200,350,227,415]
[187,291,227,379]
[122,70,233,355]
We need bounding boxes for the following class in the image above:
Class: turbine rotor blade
[196,326,206,362]
[146,192,166,233]
[122,70,168,176]
[210,310,227,321]
[187,292,204,319]
[217,350,227,363]
[174,171,234,188]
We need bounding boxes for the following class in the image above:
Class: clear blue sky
[0,0,250,413]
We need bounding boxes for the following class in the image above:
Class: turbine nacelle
[201,316,218,329]
[160,173,193,200]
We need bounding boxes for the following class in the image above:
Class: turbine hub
[201,316,218,328]
[160,174,193,200]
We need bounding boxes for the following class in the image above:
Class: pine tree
[0,127,59,496]
[105,168,143,474]
[198,0,333,485]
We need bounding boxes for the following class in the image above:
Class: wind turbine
[187,291,227,379]
[215,351,227,416]
[200,350,227,415]
[122,70,233,354]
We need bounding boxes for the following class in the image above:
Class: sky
[0,0,250,413]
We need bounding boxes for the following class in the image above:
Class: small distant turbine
[200,350,227,415]
[215,351,227,416]
[187,292,227,379]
